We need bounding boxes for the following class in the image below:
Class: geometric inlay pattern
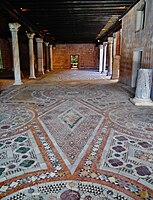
[98,129,153,190]
[109,106,153,133]
[0,130,47,181]
[2,181,132,200]
[59,108,83,129]
[0,70,153,199]
[0,105,35,133]
[39,99,103,173]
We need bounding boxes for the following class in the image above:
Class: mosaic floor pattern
[0,70,153,200]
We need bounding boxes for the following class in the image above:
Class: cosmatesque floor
[0,69,153,200]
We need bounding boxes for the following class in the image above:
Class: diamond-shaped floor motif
[39,99,103,174]
[59,108,83,129]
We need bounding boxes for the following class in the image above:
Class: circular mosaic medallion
[0,106,35,132]
[109,106,153,133]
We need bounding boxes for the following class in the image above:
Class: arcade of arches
[0,0,153,199]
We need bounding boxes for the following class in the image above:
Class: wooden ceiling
[0,0,139,43]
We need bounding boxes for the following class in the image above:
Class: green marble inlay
[20,160,35,168]
[0,167,5,175]
[14,136,27,143]
[0,143,3,147]
[114,153,120,157]
[16,147,30,154]
[60,109,82,129]
[126,164,133,168]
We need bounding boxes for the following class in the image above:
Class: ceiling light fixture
[43,29,49,33]
[20,7,29,12]
[118,6,126,9]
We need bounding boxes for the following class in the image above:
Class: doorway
[131,50,142,88]
[70,55,79,69]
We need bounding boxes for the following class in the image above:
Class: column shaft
[9,23,22,85]
[102,42,108,74]
[27,33,36,79]
[130,69,153,106]
[45,42,49,72]
[49,45,53,70]
[112,32,120,79]
[99,45,103,73]
[36,38,44,75]
[108,37,113,76]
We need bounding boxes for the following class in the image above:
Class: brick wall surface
[120,0,153,97]
[52,43,98,69]
[19,42,29,74]
[0,38,29,75]
[0,38,13,70]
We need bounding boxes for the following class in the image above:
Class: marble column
[27,33,36,79]
[36,38,44,75]
[113,33,117,58]
[102,42,108,74]
[108,37,113,76]
[112,32,120,79]
[130,68,153,106]
[99,45,103,73]
[49,44,53,70]
[9,23,23,85]
[45,42,50,72]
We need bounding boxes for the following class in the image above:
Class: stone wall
[120,0,153,98]
[52,43,98,69]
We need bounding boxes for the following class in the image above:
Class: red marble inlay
[1,125,10,129]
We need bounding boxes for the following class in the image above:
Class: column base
[99,67,102,73]
[13,81,23,85]
[111,76,119,80]
[29,76,36,79]
[107,72,112,76]
[101,70,107,75]
[130,97,153,106]
[46,70,50,72]
[37,71,44,76]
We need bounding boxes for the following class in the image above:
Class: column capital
[27,32,35,39]
[103,42,108,46]
[44,42,49,46]
[99,44,103,49]
[9,23,21,32]
[36,38,43,43]
[108,37,113,44]
[49,44,53,48]
[113,32,118,38]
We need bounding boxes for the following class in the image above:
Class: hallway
[0,70,153,200]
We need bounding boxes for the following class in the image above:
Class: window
[70,55,78,68]
[0,50,3,69]
[135,3,146,32]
